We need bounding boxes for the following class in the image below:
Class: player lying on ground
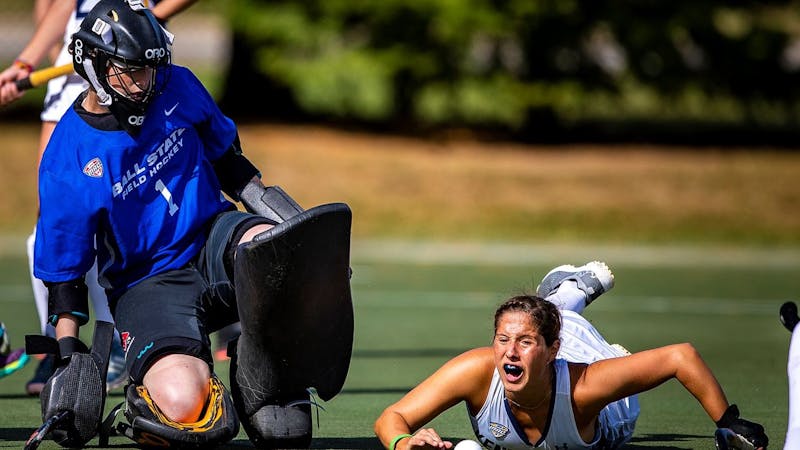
[26,1,353,448]
[374,262,768,450]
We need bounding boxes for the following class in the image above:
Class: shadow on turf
[0,432,709,449]
[0,393,37,400]
[0,427,35,442]
[0,435,383,449]
[353,348,462,358]
[625,433,709,449]
[311,437,383,449]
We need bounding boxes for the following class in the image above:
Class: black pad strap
[58,337,89,359]
[25,335,59,356]
[25,335,89,361]
[90,321,115,388]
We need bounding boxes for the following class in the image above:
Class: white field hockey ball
[453,439,483,450]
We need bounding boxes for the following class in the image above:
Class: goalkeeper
[27,1,353,448]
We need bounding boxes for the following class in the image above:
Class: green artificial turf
[0,243,794,448]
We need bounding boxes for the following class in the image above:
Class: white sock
[27,230,54,337]
[544,280,588,314]
[29,230,114,336]
[786,327,800,449]
[86,261,113,323]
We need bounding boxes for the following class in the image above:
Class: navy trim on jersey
[73,91,123,131]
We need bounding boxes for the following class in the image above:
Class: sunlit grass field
[0,242,796,449]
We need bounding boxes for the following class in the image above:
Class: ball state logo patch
[83,157,103,178]
[489,422,509,439]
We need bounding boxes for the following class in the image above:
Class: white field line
[354,290,784,316]
[1,282,778,316]
[352,239,800,268]
[0,234,796,268]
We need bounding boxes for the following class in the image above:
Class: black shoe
[780,301,799,333]
[26,354,55,396]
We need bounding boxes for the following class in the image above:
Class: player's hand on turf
[715,404,769,449]
[405,428,454,449]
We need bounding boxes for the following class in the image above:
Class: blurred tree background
[220,0,800,145]
[3,0,800,145]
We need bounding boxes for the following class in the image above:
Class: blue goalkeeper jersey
[35,65,236,298]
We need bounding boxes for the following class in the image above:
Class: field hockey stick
[24,410,72,450]
[14,63,74,91]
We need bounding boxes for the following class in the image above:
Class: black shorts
[113,210,271,383]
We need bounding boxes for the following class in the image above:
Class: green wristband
[389,433,413,450]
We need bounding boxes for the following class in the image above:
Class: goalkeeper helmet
[70,0,172,135]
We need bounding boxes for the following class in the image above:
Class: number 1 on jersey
[155,179,179,216]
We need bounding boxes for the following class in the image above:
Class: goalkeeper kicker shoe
[780,301,799,333]
[0,348,29,379]
[536,261,614,305]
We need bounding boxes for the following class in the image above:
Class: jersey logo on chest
[489,422,510,439]
[83,157,104,178]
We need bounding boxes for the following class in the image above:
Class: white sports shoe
[536,261,615,305]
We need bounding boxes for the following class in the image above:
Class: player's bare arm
[150,0,198,21]
[53,314,80,340]
[375,347,493,449]
[0,0,74,106]
[572,344,729,423]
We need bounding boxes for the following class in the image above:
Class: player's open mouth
[503,364,523,381]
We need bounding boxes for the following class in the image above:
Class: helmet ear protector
[70,0,173,135]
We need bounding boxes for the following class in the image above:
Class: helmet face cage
[71,0,172,134]
[105,58,158,105]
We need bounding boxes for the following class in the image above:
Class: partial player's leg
[25,230,56,395]
[110,268,238,448]
[557,310,639,447]
[782,302,800,449]
[536,261,614,314]
[538,261,636,448]
[0,322,29,378]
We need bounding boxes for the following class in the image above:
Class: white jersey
[469,310,640,449]
[41,0,161,122]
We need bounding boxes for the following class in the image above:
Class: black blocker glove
[24,322,114,449]
[715,404,769,449]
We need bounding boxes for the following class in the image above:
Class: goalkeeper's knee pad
[119,374,239,448]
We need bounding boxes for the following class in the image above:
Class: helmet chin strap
[82,58,112,106]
